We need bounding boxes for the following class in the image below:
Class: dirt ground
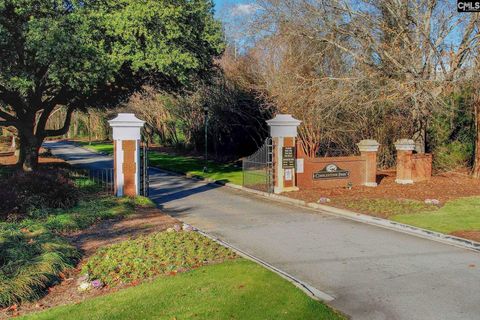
[0,149,64,166]
[450,231,480,242]
[289,169,480,204]
[1,207,179,319]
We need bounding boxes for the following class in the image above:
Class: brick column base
[395,139,415,184]
[357,140,380,187]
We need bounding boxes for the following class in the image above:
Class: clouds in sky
[230,3,261,16]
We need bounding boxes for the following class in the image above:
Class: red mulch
[289,169,480,204]
[450,231,480,243]
[287,169,480,243]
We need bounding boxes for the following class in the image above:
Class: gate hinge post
[109,113,145,197]
[267,115,302,194]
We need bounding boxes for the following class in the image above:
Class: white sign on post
[296,159,304,174]
[285,169,293,181]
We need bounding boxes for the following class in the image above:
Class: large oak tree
[0,0,224,170]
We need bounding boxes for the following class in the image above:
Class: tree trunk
[413,118,427,154]
[15,106,73,172]
[18,132,40,172]
[88,113,92,145]
[412,100,427,154]
[473,93,480,178]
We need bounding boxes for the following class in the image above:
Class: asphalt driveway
[47,141,480,320]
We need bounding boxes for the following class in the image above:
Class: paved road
[47,141,480,320]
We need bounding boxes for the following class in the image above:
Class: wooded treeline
[3,0,479,175]
[79,0,480,174]
[142,0,477,174]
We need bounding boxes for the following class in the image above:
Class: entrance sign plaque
[313,164,350,180]
[282,147,296,169]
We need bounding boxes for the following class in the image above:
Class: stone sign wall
[295,149,370,189]
[293,139,380,189]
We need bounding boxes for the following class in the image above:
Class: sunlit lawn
[21,260,344,320]
[391,197,480,234]
[148,152,242,185]
[78,141,114,155]
[78,142,243,185]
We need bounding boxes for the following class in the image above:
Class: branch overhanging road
[46,141,480,320]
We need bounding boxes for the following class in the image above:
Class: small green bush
[433,141,473,172]
[133,196,156,208]
[82,231,237,286]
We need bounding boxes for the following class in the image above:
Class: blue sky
[214,0,249,10]
[213,0,257,18]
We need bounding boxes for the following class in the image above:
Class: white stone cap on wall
[357,139,380,152]
[266,114,302,138]
[394,139,415,151]
[108,113,145,140]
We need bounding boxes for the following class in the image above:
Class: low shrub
[133,196,156,208]
[0,224,79,307]
[82,231,237,286]
[40,196,134,233]
[433,141,473,172]
[0,170,79,220]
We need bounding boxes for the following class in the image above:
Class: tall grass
[0,225,78,306]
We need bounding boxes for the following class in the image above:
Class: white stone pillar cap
[266,114,302,138]
[357,139,380,152]
[108,113,145,140]
[394,139,415,151]
[108,113,145,128]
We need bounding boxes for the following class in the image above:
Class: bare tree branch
[43,107,74,137]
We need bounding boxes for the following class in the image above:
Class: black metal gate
[242,138,273,193]
[139,142,149,196]
[70,168,115,194]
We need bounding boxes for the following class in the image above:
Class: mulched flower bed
[289,169,480,205]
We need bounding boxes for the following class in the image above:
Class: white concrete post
[266,114,302,194]
[108,113,145,197]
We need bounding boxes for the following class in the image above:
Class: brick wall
[412,154,432,182]
[296,143,368,189]
[122,140,137,196]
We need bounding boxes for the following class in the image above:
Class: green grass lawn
[78,142,243,185]
[148,152,243,185]
[21,259,344,320]
[391,197,480,234]
[78,141,114,155]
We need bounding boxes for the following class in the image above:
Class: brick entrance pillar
[394,139,415,185]
[266,114,302,194]
[108,113,145,197]
[357,140,380,187]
